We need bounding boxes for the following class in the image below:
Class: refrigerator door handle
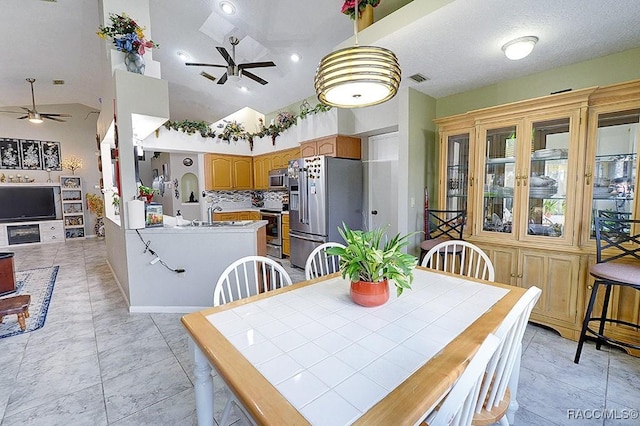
[289,231,325,243]
[300,167,308,225]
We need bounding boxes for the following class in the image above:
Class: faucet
[207,205,223,224]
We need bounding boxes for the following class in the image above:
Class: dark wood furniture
[0,294,31,331]
[0,252,16,296]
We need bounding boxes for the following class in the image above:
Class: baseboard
[128,305,210,314]
[106,259,131,307]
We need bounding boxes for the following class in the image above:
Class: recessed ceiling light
[502,36,538,60]
[177,51,190,61]
[290,53,300,63]
[240,86,248,92]
[220,1,236,15]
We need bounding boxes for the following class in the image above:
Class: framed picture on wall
[0,138,20,169]
[41,141,62,170]
[19,139,43,170]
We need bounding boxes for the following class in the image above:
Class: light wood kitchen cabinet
[436,79,640,348]
[282,213,290,256]
[252,155,272,190]
[204,154,253,190]
[300,135,361,159]
[282,147,300,164]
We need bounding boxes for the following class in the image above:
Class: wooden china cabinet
[435,79,640,349]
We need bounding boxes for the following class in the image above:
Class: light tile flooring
[0,239,639,425]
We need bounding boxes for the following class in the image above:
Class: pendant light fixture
[314,0,401,108]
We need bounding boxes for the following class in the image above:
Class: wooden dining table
[181,266,528,426]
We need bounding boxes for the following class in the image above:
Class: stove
[260,208,283,258]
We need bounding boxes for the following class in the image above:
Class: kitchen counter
[117,220,268,313]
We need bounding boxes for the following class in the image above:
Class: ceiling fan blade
[185,62,227,68]
[216,47,235,67]
[40,113,72,118]
[17,115,28,120]
[43,116,66,122]
[0,110,23,114]
[217,72,228,85]
[20,107,31,112]
[239,61,276,69]
[242,70,268,85]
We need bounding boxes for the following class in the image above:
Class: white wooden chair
[213,255,292,425]
[213,255,292,307]
[473,286,542,426]
[304,242,345,280]
[421,240,495,282]
[423,334,501,426]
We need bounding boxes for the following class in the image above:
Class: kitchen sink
[182,220,253,227]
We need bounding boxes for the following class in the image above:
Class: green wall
[436,47,640,118]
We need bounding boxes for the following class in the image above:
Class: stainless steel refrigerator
[288,155,363,269]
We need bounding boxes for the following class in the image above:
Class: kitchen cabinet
[435,79,640,347]
[252,147,299,190]
[60,176,86,239]
[300,135,361,159]
[252,155,272,190]
[204,154,253,190]
[213,211,261,221]
[282,213,290,257]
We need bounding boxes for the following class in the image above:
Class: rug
[0,266,59,339]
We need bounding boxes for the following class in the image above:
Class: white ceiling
[1,0,640,124]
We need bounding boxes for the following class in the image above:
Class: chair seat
[420,238,463,254]
[590,261,640,286]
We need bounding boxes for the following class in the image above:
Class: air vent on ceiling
[409,73,429,83]
[200,71,217,83]
[53,80,65,85]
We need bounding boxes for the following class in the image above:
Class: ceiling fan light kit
[314,0,401,108]
[0,78,71,123]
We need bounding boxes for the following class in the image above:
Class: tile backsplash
[202,190,287,210]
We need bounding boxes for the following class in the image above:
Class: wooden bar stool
[0,294,31,331]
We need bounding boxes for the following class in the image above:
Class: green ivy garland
[163,103,332,150]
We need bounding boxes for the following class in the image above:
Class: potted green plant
[327,223,418,307]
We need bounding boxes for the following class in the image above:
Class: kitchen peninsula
[105,217,267,313]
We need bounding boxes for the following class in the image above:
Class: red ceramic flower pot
[350,279,389,307]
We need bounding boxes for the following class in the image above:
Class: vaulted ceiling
[1,0,640,125]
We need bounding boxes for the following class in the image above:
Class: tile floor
[0,238,639,425]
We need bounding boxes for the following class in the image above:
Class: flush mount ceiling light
[177,51,190,61]
[220,1,236,15]
[502,36,538,60]
[314,0,401,108]
[290,53,300,63]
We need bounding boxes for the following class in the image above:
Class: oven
[260,209,283,258]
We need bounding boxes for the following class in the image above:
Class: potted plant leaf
[138,185,156,203]
[327,223,418,307]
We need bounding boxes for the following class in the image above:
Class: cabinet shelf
[486,157,516,165]
[60,176,86,240]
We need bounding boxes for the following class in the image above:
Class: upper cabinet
[300,135,361,159]
[204,154,253,190]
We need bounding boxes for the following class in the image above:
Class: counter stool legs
[574,281,601,364]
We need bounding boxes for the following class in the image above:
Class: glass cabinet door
[524,117,571,239]
[444,132,470,212]
[588,108,639,238]
[479,124,517,236]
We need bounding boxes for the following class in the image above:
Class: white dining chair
[213,255,292,425]
[421,240,495,282]
[304,242,345,280]
[423,334,502,426]
[473,286,542,426]
[213,255,292,307]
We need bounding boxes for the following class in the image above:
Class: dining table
[181,266,528,426]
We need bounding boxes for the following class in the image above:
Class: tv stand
[0,220,64,248]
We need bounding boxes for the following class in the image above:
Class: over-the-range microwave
[268,168,288,190]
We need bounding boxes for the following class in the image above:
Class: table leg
[506,342,522,424]
[190,338,214,426]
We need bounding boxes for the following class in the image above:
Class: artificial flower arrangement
[341,0,381,19]
[86,193,105,218]
[97,12,159,54]
[217,120,246,142]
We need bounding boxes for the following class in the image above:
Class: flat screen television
[0,187,58,223]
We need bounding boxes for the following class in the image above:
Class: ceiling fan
[0,78,72,123]
[185,36,276,85]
